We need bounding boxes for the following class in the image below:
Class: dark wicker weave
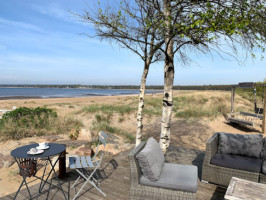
[129,142,196,200]
[202,133,260,186]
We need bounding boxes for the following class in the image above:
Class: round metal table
[11,143,68,200]
[11,143,66,159]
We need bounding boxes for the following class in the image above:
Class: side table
[225,177,266,200]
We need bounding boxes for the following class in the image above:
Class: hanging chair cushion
[218,132,263,158]
[136,137,165,181]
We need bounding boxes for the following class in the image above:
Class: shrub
[0,107,83,140]
[68,128,80,140]
[1,107,57,129]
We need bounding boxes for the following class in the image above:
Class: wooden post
[254,84,257,113]
[231,87,235,113]
[263,89,266,135]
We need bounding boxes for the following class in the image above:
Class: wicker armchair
[129,142,197,200]
[202,133,260,186]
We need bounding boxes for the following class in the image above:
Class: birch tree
[76,0,164,146]
[149,0,265,153]
[77,0,265,153]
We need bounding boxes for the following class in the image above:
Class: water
[0,88,161,99]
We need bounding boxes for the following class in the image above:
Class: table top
[225,177,266,200]
[11,143,66,159]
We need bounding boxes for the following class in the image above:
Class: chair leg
[71,175,81,189]
[72,169,106,199]
[72,178,107,199]
[89,180,106,197]
[73,180,89,200]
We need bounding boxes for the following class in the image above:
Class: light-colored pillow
[136,137,165,181]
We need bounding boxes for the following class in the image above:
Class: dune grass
[173,95,230,118]
[174,104,228,118]
[77,104,136,115]
[236,88,255,102]
[142,94,231,119]
[91,113,135,143]
[73,91,255,143]
[143,97,162,116]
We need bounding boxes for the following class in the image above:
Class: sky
[0,0,265,86]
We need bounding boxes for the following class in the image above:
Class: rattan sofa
[129,141,198,200]
[202,132,266,186]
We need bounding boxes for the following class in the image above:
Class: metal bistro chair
[69,131,108,199]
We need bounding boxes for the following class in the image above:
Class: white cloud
[0,17,43,32]
[31,3,68,20]
[30,3,90,27]
[31,2,95,30]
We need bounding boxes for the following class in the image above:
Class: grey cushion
[218,132,263,158]
[260,138,266,159]
[136,137,165,181]
[262,161,266,175]
[140,163,198,193]
[211,153,262,173]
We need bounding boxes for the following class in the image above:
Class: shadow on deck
[1,146,226,200]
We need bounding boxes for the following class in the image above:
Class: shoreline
[0,92,163,101]
[0,88,163,100]
[0,96,43,100]
[0,92,162,102]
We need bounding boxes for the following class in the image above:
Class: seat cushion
[218,132,263,158]
[136,137,165,181]
[140,163,198,193]
[262,161,266,175]
[211,153,262,173]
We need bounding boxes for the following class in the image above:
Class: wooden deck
[1,146,226,200]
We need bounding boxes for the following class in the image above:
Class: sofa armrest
[204,133,219,164]
[129,142,146,187]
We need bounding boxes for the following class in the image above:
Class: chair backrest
[128,142,146,186]
[99,131,108,147]
[100,131,108,142]
[92,131,108,160]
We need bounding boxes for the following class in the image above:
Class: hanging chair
[224,82,263,129]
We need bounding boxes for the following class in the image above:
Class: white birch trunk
[160,0,174,154]
[159,52,174,153]
[135,61,151,146]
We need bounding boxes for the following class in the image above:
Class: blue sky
[0,0,265,85]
